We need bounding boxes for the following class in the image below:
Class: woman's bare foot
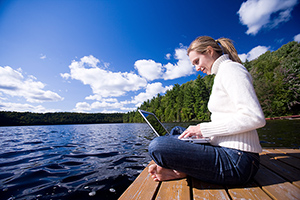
[148,164,187,181]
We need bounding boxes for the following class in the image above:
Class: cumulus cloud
[163,47,194,80]
[135,46,195,81]
[74,102,91,112]
[165,53,171,60]
[73,99,135,113]
[61,54,189,112]
[134,59,163,81]
[131,82,173,107]
[73,82,173,112]
[62,48,194,112]
[238,54,248,63]
[61,55,148,100]
[0,101,58,113]
[74,100,122,112]
[239,45,270,62]
[294,33,300,42]
[237,0,298,35]
[0,66,63,103]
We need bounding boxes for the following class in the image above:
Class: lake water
[0,120,299,200]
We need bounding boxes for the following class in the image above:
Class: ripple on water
[0,124,153,200]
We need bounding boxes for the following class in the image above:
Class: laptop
[138,109,210,143]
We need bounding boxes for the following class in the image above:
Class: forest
[0,111,124,126]
[124,41,300,123]
[1,41,299,126]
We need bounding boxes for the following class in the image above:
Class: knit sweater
[200,55,265,153]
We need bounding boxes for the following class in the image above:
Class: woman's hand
[178,124,203,139]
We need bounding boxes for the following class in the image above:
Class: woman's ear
[206,46,214,56]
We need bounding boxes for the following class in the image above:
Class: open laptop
[138,109,210,143]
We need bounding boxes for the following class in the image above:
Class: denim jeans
[148,126,260,185]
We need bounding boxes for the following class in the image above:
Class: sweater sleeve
[201,62,266,138]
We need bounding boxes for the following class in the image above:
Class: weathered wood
[260,151,300,189]
[192,179,230,200]
[119,148,300,200]
[254,166,300,199]
[227,182,272,200]
[155,179,190,200]
[275,148,300,159]
[118,161,160,200]
[266,149,300,170]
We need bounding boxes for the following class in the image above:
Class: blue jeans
[148,126,260,185]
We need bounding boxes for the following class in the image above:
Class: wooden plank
[118,162,160,200]
[254,166,300,200]
[263,149,300,170]
[260,152,300,189]
[275,148,300,159]
[192,178,230,200]
[119,149,300,200]
[227,182,272,200]
[155,178,190,200]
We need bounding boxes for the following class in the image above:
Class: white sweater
[200,55,265,153]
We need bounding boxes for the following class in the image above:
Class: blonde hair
[187,36,242,64]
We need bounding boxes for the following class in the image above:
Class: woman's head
[187,36,223,57]
[187,36,242,72]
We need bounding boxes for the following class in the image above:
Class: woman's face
[189,49,216,75]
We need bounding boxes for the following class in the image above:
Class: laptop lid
[138,109,210,143]
[138,109,169,137]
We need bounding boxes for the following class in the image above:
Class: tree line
[0,111,124,126]
[1,42,299,126]
[123,75,214,123]
[124,41,300,123]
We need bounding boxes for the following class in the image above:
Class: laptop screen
[138,109,169,136]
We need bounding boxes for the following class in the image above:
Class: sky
[0,0,299,113]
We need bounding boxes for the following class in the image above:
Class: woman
[148,36,266,185]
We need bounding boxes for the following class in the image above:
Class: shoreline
[265,115,300,120]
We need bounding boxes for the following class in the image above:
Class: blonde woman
[148,36,265,185]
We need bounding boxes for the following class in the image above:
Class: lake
[0,120,299,200]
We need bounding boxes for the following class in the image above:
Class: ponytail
[216,38,242,64]
[187,36,242,64]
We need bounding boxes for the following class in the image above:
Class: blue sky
[0,0,299,113]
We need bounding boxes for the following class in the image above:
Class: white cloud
[0,101,57,113]
[60,72,70,79]
[74,82,173,112]
[294,33,300,42]
[131,82,173,107]
[61,55,148,99]
[73,99,132,112]
[40,54,46,59]
[247,46,270,61]
[134,59,163,81]
[135,46,195,81]
[62,54,190,112]
[165,53,171,60]
[238,53,248,63]
[0,66,63,103]
[239,45,270,62]
[74,102,91,112]
[163,47,194,80]
[62,48,194,112]
[237,0,298,35]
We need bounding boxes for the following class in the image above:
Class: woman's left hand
[178,125,202,139]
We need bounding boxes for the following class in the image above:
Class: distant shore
[265,115,300,120]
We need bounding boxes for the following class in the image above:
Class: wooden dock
[118,148,300,200]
